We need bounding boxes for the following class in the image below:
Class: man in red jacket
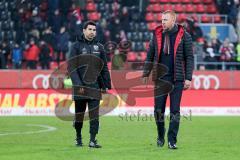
[142,10,194,149]
[25,39,40,69]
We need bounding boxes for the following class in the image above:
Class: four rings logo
[33,74,220,90]
[32,74,65,89]
[192,74,220,90]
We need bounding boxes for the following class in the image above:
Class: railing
[196,14,228,24]
[193,43,240,70]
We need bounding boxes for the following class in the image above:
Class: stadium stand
[0,0,239,70]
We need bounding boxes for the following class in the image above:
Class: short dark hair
[83,21,96,29]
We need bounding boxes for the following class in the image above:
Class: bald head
[162,10,177,31]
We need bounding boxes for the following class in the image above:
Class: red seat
[181,0,191,3]
[192,0,201,3]
[170,0,179,3]
[206,5,217,14]
[201,14,211,23]
[203,0,212,4]
[140,52,147,61]
[88,12,100,21]
[148,22,158,30]
[185,4,194,13]
[191,14,199,22]
[152,4,161,12]
[162,4,174,12]
[214,15,221,23]
[145,12,155,22]
[155,13,162,22]
[146,5,153,12]
[196,4,205,13]
[174,4,184,13]
[86,2,96,11]
[178,13,187,22]
[127,52,137,61]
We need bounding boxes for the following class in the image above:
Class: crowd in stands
[0,0,240,70]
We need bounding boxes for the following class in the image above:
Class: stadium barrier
[0,70,240,116]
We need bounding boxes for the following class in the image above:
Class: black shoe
[168,142,177,149]
[75,138,83,147]
[89,140,102,148]
[157,138,165,147]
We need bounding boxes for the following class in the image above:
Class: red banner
[0,89,240,116]
[0,70,240,90]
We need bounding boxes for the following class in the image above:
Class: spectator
[100,19,111,42]
[186,19,203,42]
[119,7,130,32]
[42,27,56,49]
[108,18,123,42]
[68,8,83,42]
[96,23,106,44]
[56,26,70,64]
[59,0,72,22]
[111,50,126,70]
[236,40,240,70]
[211,38,221,54]
[219,39,234,62]
[48,0,59,14]
[204,41,218,69]
[29,8,43,30]
[12,43,23,69]
[24,39,40,69]
[0,41,10,69]
[0,44,6,69]
[220,0,235,15]
[39,41,51,69]
[48,9,62,33]
[236,40,240,62]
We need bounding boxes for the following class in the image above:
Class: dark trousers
[154,77,184,144]
[73,99,100,138]
[40,61,50,70]
[27,60,37,69]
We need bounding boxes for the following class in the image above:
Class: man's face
[83,25,97,41]
[162,13,175,30]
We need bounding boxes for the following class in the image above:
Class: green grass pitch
[0,116,240,160]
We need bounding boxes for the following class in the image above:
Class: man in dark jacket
[68,21,111,148]
[142,10,194,149]
[56,26,70,63]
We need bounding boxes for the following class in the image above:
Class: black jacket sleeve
[183,32,194,81]
[142,34,156,77]
[99,44,111,89]
[68,42,83,86]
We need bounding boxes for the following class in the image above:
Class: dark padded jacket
[142,24,194,81]
[68,35,111,100]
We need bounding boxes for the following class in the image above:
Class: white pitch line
[0,124,57,136]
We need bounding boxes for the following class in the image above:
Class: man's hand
[142,77,149,84]
[184,80,191,90]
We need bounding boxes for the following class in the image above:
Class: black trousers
[73,99,100,137]
[27,60,37,69]
[154,77,184,144]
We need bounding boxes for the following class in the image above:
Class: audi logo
[192,75,220,90]
[32,74,65,89]
[32,74,220,90]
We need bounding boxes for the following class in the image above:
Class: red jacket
[25,44,40,61]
